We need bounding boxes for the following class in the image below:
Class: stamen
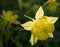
[24,15,35,21]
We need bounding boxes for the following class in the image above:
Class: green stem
[7,23,12,34]
[1,21,8,47]
[4,31,22,47]
[0,21,7,39]
[18,0,22,8]
[0,20,5,30]
[43,0,50,7]
[2,21,7,31]
[43,0,56,7]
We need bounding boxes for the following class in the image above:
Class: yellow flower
[0,10,20,31]
[1,10,20,24]
[21,6,58,45]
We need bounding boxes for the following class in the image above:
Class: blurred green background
[0,0,60,47]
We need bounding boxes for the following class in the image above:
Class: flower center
[3,11,18,23]
[31,16,55,40]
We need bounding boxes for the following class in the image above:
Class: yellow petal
[12,20,20,24]
[35,6,44,19]
[45,23,55,33]
[21,21,33,30]
[48,17,58,24]
[6,10,14,17]
[29,34,38,45]
[10,14,18,22]
[2,10,6,16]
[13,14,18,19]
[48,33,54,38]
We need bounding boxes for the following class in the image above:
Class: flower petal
[12,20,20,25]
[35,6,44,19]
[2,10,6,16]
[45,23,55,33]
[48,33,54,38]
[21,21,33,30]
[48,17,58,24]
[29,34,38,45]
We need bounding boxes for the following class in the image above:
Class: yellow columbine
[1,10,20,24]
[0,10,20,30]
[21,6,58,45]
